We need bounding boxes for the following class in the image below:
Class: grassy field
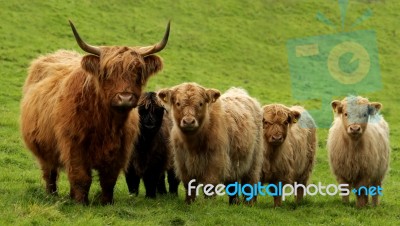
[1,0,399,225]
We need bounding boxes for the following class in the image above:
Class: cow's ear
[81,55,100,75]
[289,110,301,124]
[158,89,171,105]
[206,88,221,103]
[331,100,343,114]
[140,55,163,84]
[369,102,382,115]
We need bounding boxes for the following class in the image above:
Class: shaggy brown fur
[158,83,264,205]
[261,104,317,207]
[21,30,166,204]
[328,96,390,208]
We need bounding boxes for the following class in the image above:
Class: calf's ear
[206,88,221,103]
[289,110,301,124]
[369,102,382,115]
[331,100,343,114]
[158,89,171,105]
[262,104,272,112]
[81,55,100,76]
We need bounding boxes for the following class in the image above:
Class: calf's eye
[176,102,180,107]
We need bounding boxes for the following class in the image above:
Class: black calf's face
[139,105,164,131]
[138,92,165,134]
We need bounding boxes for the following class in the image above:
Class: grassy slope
[0,0,399,225]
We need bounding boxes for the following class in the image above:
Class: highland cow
[125,92,179,198]
[158,83,264,204]
[327,96,390,208]
[20,21,170,205]
[261,104,317,207]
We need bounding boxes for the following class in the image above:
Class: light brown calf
[158,83,264,204]
[328,96,389,208]
[261,104,317,207]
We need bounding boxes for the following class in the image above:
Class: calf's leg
[125,163,140,196]
[295,180,308,203]
[371,181,382,207]
[355,179,369,208]
[167,169,180,194]
[337,177,350,204]
[225,180,240,205]
[157,172,167,195]
[240,176,258,206]
[184,180,197,204]
[269,182,282,207]
[143,170,159,198]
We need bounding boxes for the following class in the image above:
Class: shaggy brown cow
[20,21,170,205]
[158,83,264,204]
[328,96,390,208]
[261,104,316,207]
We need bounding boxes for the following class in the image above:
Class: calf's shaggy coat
[20,21,170,205]
[158,83,264,204]
[327,96,390,208]
[261,104,317,207]
[125,92,179,198]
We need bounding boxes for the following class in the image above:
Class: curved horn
[137,21,170,56]
[69,20,101,56]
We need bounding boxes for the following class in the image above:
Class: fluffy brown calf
[261,104,317,207]
[158,83,264,204]
[20,21,170,205]
[328,96,390,208]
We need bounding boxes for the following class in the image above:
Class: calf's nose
[182,117,196,126]
[350,125,361,133]
[271,134,283,142]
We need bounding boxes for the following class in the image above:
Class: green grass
[1,0,399,225]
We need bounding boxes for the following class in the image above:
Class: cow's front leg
[67,164,92,205]
[99,167,120,205]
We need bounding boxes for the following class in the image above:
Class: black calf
[125,92,180,198]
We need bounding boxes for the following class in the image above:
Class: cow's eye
[199,102,203,107]
[363,113,368,118]
[176,102,180,107]
[344,113,348,117]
